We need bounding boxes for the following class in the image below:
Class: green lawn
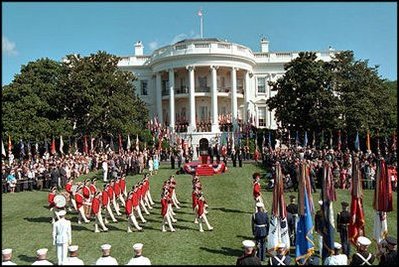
[2,163,397,265]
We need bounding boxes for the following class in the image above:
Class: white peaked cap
[256,202,264,208]
[357,236,371,246]
[334,242,342,249]
[36,248,48,255]
[58,210,66,216]
[277,243,286,249]
[133,243,143,250]
[318,200,323,205]
[101,244,112,250]
[68,245,78,252]
[242,240,256,248]
[2,249,12,255]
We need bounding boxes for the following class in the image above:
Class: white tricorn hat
[334,242,342,249]
[256,202,264,208]
[133,243,143,250]
[277,243,286,249]
[2,248,12,255]
[101,244,112,250]
[242,240,256,248]
[357,236,371,246]
[36,248,48,255]
[68,245,78,252]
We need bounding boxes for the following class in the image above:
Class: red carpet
[183,160,226,176]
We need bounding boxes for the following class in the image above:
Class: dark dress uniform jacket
[350,251,375,265]
[252,211,269,238]
[379,250,397,266]
[236,254,261,265]
[270,254,291,265]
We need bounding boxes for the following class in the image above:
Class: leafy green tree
[60,51,148,139]
[2,58,73,144]
[266,52,342,133]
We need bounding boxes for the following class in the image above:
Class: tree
[266,52,342,133]
[2,58,73,144]
[60,51,148,139]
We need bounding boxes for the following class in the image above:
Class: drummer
[48,186,61,224]
[65,179,77,211]
[82,179,92,219]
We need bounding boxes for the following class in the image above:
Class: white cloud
[148,41,159,50]
[171,33,188,44]
[2,36,18,56]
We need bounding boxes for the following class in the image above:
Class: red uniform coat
[89,184,97,195]
[120,179,126,193]
[192,191,198,209]
[114,181,121,196]
[107,186,115,200]
[75,193,84,209]
[137,186,143,201]
[83,186,91,199]
[91,197,101,214]
[125,195,133,215]
[65,183,72,194]
[101,191,109,207]
[161,197,168,217]
[48,192,56,208]
[197,198,205,216]
[132,191,140,207]
[253,182,261,199]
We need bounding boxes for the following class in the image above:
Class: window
[141,80,148,95]
[198,76,208,92]
[258,107,266,127]
[257,77,266,93]
[181,107,186,119]
[162,80,169,95]
[200,106,208,121]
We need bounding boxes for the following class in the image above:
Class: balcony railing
[195,87,211,93]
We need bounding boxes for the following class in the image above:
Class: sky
[2,2,397,85]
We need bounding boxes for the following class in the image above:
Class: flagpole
[200,15,203,38]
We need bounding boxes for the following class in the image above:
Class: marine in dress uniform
[231,148,237,167]
[378,236,397,266]
[238,148,243,167]
[2,248,17,265]
[95,244,118,265]
[92,191,108,233]
[63,245,84,265]
[286,195,298,245]
[251,202,269,261]
[126,243,151,265]
[32,248,53,265]
[236,240,261,266]
[324,242,348,265]
[269,243,291,266]
[337,201,351,257]
[350,236,375,266]
[52,210,72,265]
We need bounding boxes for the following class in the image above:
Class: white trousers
[56,243,68,265]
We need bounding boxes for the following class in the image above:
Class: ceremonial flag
[303,131,308,148]
[321,161,336,262]
[373,158,393,244]
[262,133,266,149]
[354,131,359,151]
[8,135,12,152]
[267,162,290,253]
[109,137,114,152]
[127,134,131,151]
[90,137,95,153]
[35,142,39,155]
[337,130,342,151]
[83,135,88,154]
[349,157,365,245]
[295,131,299,147]
[366,131,371,151]
[329,130,333,149]
[27,141,31,157]
[136,135,139,151]
[268,132,272,148]
[312,131,316,148]
[320,130,324,149]
[118,133,123,153]
[19,140,25,158]
[1,139,6,156]
[59,135,64,154]
[50,138,56,155]
[296,162,315,264]
[44,139,49,153]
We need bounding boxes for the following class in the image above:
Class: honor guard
[65,179,77,211]
[337,201,351,257]
[2,249,17,265]
[64,245,84,265]
[120,175,127,198]
[114,177,126,207]
[314,200,324,258]
[324,242,348,265]
[48,187,60,223]
[251,202,269,261]
[269,243,291,266]
[378,236,397,265]
[74,186,90,224]
[133,184,147,223]
[108,180,122,216]
[102,184,117,223]
[32,248,53,265]
[92,191,108,233]
[161,190,175,232]
[95,244,118,265]
[126,191,143,232]
[286,195,298,245]
[82,179,92,219]
[139,181,150,215]
[350,236,375,265]
[126,243,151,265]
[252,173,263,205]
[236,240,261,266]
[196,192,213,232]
[52,210,72,265]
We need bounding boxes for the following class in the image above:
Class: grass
[2,163,397,265]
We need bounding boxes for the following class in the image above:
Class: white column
[231,67,238,121]
[244,71,252,123]
[156,72,163,124]
[211,65,219,132]
[168,69,175,132]
[187,66,196,132]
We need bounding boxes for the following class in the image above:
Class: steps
[195,164,214,176]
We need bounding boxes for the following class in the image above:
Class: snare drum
[54,194,67,208]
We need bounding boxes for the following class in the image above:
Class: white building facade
[117,38,335,146]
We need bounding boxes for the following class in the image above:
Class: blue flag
[354,131,360,151]
[268,132,272,148]
[295,185,314,264]
[303,131,308,148]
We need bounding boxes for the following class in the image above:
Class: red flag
[8,135,12,152]
[337,130,342,151]
[50,138,56,154]
[83,135,88,154]
[366,131,371,151]
[373,159,393,212]
[349,157,365,245]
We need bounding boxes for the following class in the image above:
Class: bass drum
[54,194,67,208]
